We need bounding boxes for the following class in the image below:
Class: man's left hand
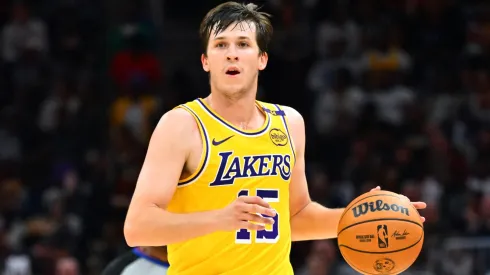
[370,186,427,223]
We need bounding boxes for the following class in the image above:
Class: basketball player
[101,246,169,275]
[124,2,427,274]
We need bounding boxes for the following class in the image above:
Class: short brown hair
[199,2,273,55]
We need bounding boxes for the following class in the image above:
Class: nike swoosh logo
[212,135,234,146]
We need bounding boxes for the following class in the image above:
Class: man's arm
[283,107,427,241]
[283,106,345,241]
[124,109,222,247]
[124,108,275,247]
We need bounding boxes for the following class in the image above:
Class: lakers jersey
[166,98,296,275]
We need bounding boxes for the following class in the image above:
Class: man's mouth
[226,67,240,75]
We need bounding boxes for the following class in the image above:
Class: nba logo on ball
[377,225,389,248]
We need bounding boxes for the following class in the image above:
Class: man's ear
[258,52,268,71]
[201,54,210,72]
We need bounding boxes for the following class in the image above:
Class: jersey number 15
[236,189,279,244]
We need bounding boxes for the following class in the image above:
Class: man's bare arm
[124,108,275,247]
[283,106,345,241]
[124,109,222,247]
[283,107,427,241]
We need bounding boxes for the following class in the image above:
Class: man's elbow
[123,221,139,247]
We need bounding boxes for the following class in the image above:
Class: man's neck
[205,91,263,130]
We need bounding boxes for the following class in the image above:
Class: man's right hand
[218,196,277,231]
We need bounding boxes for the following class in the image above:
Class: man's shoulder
[262,103,305,151]
[257,101,304,122]
[279,105,303,123]
[279,106,305,147]
[150,108,201,148]
[156,108,198,132]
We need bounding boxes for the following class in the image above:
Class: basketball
[337,190,424,275]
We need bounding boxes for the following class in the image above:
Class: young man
[101,246,169,275]
[124,2,426,275]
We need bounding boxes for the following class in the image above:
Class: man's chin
[218,84,248,95]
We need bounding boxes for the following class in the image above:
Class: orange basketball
[337,190,424,275]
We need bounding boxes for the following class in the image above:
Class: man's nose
[226,46,239,61]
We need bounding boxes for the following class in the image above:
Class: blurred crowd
[1,0,490,274]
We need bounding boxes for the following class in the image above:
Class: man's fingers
[411,202,427,209]
[243,204,276,217]
[239,196,276,216]
[239,221,266,231]
[240,196,271,209]
[240,213,275,225]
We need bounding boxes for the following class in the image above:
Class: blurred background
[1,0,490,274]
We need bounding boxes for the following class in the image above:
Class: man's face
[201,21,268,96]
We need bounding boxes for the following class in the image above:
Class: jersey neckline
[196,98,270,136]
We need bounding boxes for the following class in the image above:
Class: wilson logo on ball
[352,200,409,218]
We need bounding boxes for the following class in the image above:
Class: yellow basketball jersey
[166,98,296,275]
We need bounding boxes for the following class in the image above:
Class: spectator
[2,3,48,63]
[110,32,161,92]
